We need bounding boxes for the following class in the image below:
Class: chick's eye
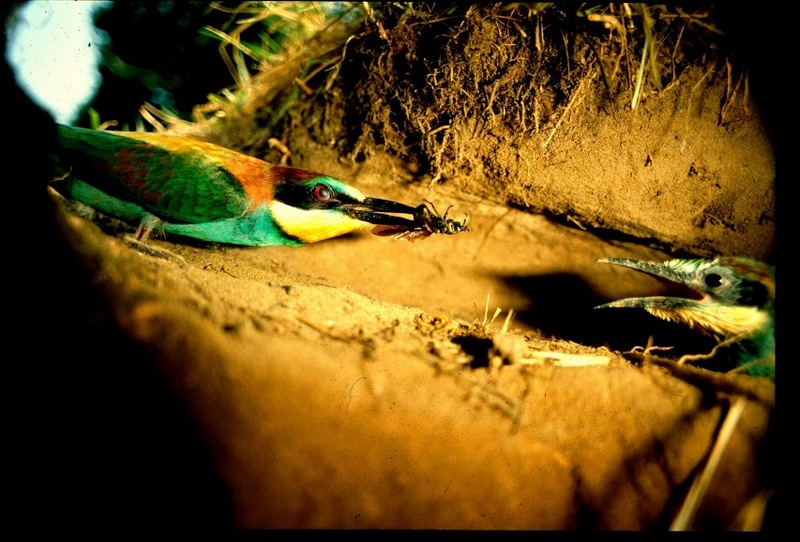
[704,273,723,289]
[313,184,332,201]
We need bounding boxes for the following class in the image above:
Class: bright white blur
[6,1,112,125]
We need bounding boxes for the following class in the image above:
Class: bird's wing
[55,126,252,224]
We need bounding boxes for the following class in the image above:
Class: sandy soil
[47,169,775,530]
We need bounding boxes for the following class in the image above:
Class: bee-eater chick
[596,256,775,378]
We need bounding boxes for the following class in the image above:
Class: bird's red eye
[314,184,332,201]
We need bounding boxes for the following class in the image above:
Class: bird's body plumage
[51,125,421,246]
[597,256,775,378]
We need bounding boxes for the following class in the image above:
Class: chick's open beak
[595,258,702,310]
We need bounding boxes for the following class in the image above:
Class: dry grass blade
[670,397,748,531]
[501,309,515,334]
[630,4,659,110]
[631,36,648,110]
[477,292,503,329]
[202,25,254,87]
[542,74,591,148]
[519,351,610,367]
[138,102,182,132]
[205,1,354,88]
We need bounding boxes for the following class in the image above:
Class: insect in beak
[371,199,469,241]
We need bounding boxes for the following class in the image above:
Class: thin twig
[671,397,747,531]
[542,75,590,148]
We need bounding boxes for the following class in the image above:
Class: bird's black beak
[342,197,420,228]
[594,258,701,310]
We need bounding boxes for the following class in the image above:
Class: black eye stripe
[739,280,769,307]
[274,179,360,210]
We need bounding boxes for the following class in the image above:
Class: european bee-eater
[596,257,775,378]
[50,124,425,247]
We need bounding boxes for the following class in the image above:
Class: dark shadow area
[5,2,233,530]
[451,335,494,369]
[81,1,236,128]
[498,272,720,356]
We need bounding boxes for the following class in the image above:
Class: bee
[373,200,469,241]
[415,200,469,235]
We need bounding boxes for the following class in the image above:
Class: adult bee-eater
[596,256,775,378]
[49,124,425,247]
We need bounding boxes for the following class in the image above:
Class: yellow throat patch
[270,201,368,243]
[646,304,769,338]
